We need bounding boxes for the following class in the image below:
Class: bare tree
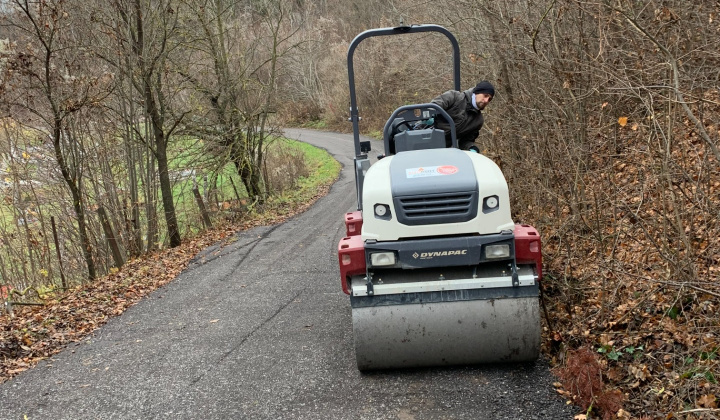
[178,0,302,203]
[0,0,114,281]
[98,0,188,248]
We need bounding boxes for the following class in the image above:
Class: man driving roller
[431,80,495,152]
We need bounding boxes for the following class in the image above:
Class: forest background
[0,0,719,418]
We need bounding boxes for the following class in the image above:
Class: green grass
[367,130,383,140]
[301,119,328,130]
[293,139,340,183]
[169,136,340,233]
[265,138,341,207]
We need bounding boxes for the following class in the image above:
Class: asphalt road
[0,128,576,419]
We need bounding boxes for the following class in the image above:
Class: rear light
[529,240,539,253]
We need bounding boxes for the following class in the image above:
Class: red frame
[344,211,363,237]
[338,235,366,294]
[514,224,542,281]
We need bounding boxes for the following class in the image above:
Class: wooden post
[50,216,67,289]
[97,206,125,269]
[193,178,212,229]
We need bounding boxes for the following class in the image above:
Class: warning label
[406,165,458,178]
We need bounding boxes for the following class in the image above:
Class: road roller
[338,25,543,370]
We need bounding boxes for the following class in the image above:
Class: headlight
[485,244,510,259]
[370,252,396,266]
[483,195,500,213]
[374,204,387,216]
[374,204,391,220]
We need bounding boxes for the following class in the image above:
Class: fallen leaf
[629,364,651,381]
[606,367,625,382]
[616,408,631,419]
[697,394,717,408]
[618,116,628,127]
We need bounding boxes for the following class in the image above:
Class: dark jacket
[431,88,484,149]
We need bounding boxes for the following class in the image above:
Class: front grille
[394,191,478,226]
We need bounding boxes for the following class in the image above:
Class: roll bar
[347,25,461,158]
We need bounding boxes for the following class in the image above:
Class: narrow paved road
[0,129,575,419]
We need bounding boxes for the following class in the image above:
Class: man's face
[475,93,493,110]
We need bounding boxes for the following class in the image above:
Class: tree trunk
[155,135,182,247]
[50,216,68,289]
[53,125,96,282]
[131,0,181,248]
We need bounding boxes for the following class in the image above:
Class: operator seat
[388,117,446,155]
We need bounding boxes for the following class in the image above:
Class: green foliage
[700,348,718,361]
[626,345,644,361]
[597,345,621,361]
[666,305,681,320]
[680,352,718,384]
[597,344,644,362]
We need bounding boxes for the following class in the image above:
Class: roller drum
[352,294,540,370]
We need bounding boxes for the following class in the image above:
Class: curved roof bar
[347,25,461,157]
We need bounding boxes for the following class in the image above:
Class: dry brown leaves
[0,183,331,384]
[540,110,720,419]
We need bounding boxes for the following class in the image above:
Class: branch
[165,110,191,138]
[677,408,720,415]
[6,301,45,306]
[616,7,720,163]
[532,0,557,54]
[655,281,720,299]
[610,268,720,299]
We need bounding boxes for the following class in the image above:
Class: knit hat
[472,80,495,97]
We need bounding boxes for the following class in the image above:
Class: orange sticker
[437,165,458,175]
